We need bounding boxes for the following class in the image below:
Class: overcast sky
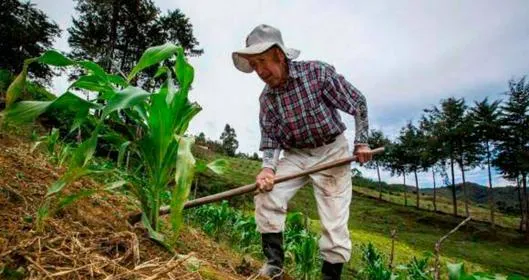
[32,0,529,187]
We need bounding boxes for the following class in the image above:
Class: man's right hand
[256,168,275,192]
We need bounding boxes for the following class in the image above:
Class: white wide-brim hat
[232,24,300,73]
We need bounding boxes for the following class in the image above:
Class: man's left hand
[354,144,373,164]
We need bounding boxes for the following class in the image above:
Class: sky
[31,0,529,188]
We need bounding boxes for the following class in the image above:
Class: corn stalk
[2,43,213,243]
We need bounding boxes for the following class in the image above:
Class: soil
[0,131,267,279]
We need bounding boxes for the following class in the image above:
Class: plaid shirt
[259,60,369,151]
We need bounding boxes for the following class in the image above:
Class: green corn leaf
[69,75,113,93]
[3,100,51,123]
[206,159,228,174]
[30,141,44,153]
[46,167,94,196]
[141,213,174,252]
[49,92,97,132]
[77,60,107,79]
[3,92,96,128]
[128,43,179,82]
[69,127,100,169]
[132,104,149,125]
[154,65,169,78]
[57,189,97,210]
[107,74,128,88]
[102,86,151,118]
[448,262,465,280]
[175,102,202,135]
[195,160,208,174]
[174,47,194,92]
[5,62,30,108]
[38,50,74,66]
[118,141,131,168]
[103,180,128,191]
[170,136,196,233]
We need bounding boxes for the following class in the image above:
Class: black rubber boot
[259,232,284,279]
[322,261,344,280]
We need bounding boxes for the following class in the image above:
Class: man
[232,24,373,280]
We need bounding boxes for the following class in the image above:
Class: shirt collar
[287,60,301,79]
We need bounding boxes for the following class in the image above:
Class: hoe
[128,147,385,224]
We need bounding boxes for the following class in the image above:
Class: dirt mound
[0,132,263,279]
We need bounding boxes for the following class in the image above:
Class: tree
[419,113,444,212]
[398,122,424,209]
[495,77,529,236]
[220,124,239,157]
[454,112,483,217]
[471,98,502,230]
[195,132,206,145]
[426,97,469,216]
[386,141,409,206]
[0,0,60,83]
[366,129,391,200]
[68,0,202,80]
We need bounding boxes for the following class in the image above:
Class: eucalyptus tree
[386,141,410,206]
[425,97,468,216]
[471,98,502,229]
[366,129,391,200]
[495,77,529,236]
[419,113,444,212]
[0,0,60,83]
[398,122,424,209]
[68,0,202,83]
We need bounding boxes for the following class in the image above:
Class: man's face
[244,48,287,88]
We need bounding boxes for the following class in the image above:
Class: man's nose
[256,66,268,77]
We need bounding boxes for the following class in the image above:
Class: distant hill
[351,176,522,215]
[422,183,522,215]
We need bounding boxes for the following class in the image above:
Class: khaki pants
[254,133,352,263]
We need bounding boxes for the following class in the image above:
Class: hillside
[191,150,529,277]
[0,132,264,279]
[422,183,522,215]
[1,129,528,279]
[353,176,524,217]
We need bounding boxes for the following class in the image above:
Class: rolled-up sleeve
[321,65,369,144]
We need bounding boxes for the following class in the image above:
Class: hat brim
[232,42,300,73]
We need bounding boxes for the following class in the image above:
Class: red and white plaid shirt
[259,60,369,151]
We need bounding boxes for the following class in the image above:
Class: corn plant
[358,243,396,280]
[2,43,218,242]
[286,229,321,280]
[446,263,526,280]
[395,255,433,280]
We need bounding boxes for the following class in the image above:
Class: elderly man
[232,24,372,280]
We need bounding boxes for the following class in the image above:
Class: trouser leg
[255,153,308,278]
[308,134,353,266]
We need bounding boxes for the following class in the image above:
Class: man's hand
[354,144,373,164]
[256,168,275,192]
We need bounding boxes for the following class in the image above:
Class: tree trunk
[376,162,382,200]
[403,173,407,206]
[106,0,120,72]
[486,141,495,230]
[461,163,470,217]
[450,156,458,216]
[414,169,420,209]
[432,169,437,212]
[522,174,529,237]
[517,176,525,232]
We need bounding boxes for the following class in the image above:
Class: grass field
[199,154,529,277]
